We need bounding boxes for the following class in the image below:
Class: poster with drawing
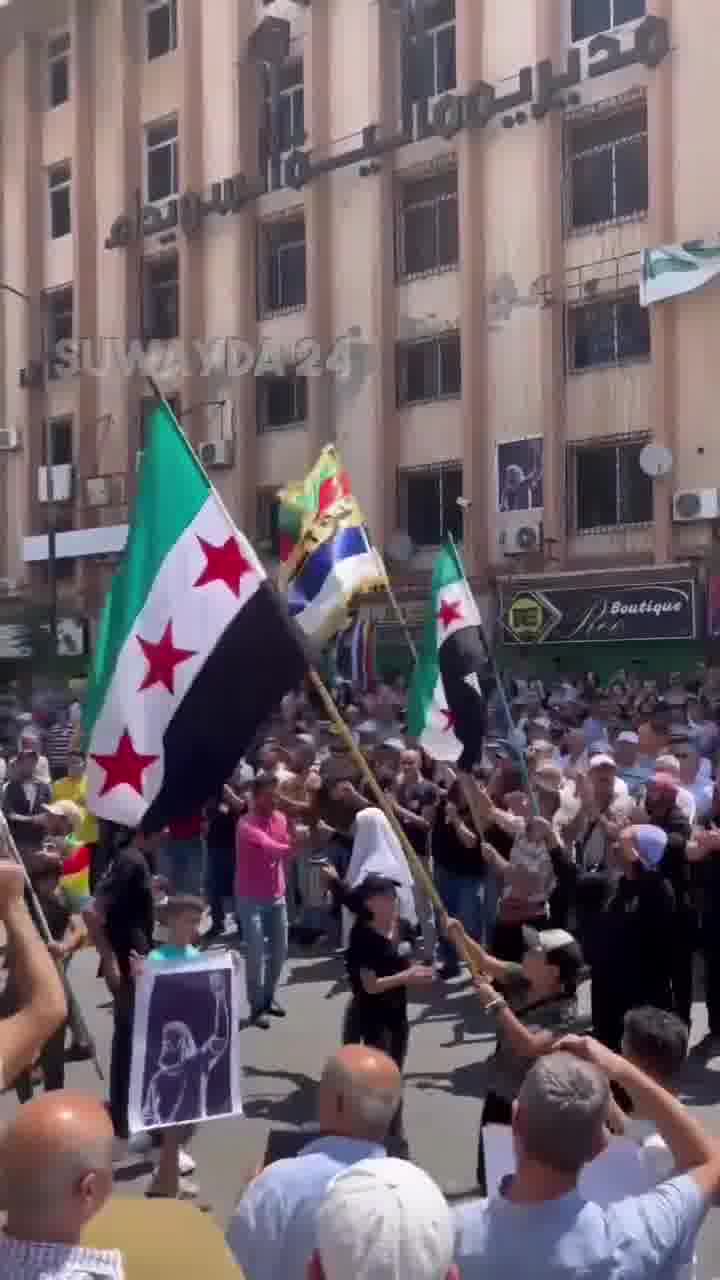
[128,949,242,1134]
[497,438,544,512]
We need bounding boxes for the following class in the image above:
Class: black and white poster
[128,950,242,1134]
[497,438,544,512]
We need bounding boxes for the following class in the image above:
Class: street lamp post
[0,283,58,652]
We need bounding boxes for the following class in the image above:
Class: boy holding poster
[131,894,206,1201]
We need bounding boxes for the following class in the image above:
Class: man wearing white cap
[310,1157,456,1280]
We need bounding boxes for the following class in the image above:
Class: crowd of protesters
[3,667,720,1275]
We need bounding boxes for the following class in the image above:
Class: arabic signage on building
[501,579,697,646]
[105,16,670,251]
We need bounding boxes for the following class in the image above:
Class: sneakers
[178,1148,196,1176]
[266,1001,286,1018]
[251,1010,271,1029]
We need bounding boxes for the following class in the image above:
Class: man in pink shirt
[235,773,297,1028]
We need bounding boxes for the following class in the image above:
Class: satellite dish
[387,531,414,563]
[639,443,674,478]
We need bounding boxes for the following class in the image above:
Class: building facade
[0,0,717,676]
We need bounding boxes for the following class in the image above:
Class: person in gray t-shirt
[454,1037,720,1280]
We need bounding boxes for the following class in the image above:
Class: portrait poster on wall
[497,438,544,512]
[128,949,242,1133]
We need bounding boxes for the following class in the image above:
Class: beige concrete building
[0,0,717,676]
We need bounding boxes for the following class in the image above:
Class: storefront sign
[502,579,697,645]
[106,16,669,247]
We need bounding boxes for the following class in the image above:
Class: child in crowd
[13,862,87,1102]
[619,1004,690,1182]
[131,894,206,1202]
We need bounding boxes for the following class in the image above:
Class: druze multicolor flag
[408,541,488,768]
[84,399,308,830]
[277,446,387,645]
[60,843,91,911]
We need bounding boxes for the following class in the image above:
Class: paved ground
[3,939,720,1273]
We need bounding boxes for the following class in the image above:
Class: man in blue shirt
[454,1036,720,1280]
[226,1044,400,1280]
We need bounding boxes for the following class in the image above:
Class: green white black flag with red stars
[407,541,488,768]
[84,400,308,831]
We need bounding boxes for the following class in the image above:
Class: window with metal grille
[256,489,281,554]
[49,163,71,239]
[572,0,645,42]
[567,290,650,371]
[139,393,180,449]
[48,32,70,107]
[569,436,653,531]
[397,332,461,406]
[256,376,308,433]
[146,117,178,203]
[260,61,305,192]
[409,0,457,99]
[146,0,177,60]
[398,171,458,279]
[567,103,648,231]
[260,219,307,314]
[397,462,463,547]
[47,287,74,379]
[143,255,179,341]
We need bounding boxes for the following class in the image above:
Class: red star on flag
[91,729,159,798]
[437,598,463,630]
[440,708,456,732]
[137,620,197,695]
[194,536,252,597]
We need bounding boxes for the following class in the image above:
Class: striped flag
[407,541,488,767]
[84,400,308,830]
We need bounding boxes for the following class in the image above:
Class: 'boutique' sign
[502,579,697,646]
[105,15,670,250]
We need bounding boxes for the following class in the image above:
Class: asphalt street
[2,940,720,1274]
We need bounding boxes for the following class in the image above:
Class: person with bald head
[0,1090,120,1280]
[226,1044,401,1280]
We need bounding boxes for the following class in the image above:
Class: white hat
[616,731,639,745]
[589,753,616,770]
[315,1157,454,1280]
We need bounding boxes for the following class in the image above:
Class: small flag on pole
[407,540,488,768]
[84,399,309,830]
[277,446,387,645]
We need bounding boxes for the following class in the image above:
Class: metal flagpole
[447,533,539,814]
[4,830,103,1081]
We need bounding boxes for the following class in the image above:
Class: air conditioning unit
[672,489,720,523]
[0,428,20,451]
[502,522,543,555]
[19,362,44,390]
[199,439,234,469]
[38,464,74,504]
[0,578,19,596]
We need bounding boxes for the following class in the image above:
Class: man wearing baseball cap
[310,1157,456,1280]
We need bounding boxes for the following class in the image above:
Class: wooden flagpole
[5,831,103,1081]
[307,668,480,976]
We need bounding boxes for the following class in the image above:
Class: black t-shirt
[396,780,438,857]
[96,847,155,979]
[431,796,484,878]
[345,920,411,1028]
[32,886,72,941]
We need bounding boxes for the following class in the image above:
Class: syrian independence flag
[84,400,309,831]
[407,541,488,768]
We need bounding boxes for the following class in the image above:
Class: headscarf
[346,808,417,926]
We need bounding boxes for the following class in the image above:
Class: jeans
[434,865,486,971]
[15,1018,66,1103]
[158,838,206,896]
[237,897,288,1016]
[206,844,235,930]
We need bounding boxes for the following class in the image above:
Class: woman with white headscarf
[344,808,418,938]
